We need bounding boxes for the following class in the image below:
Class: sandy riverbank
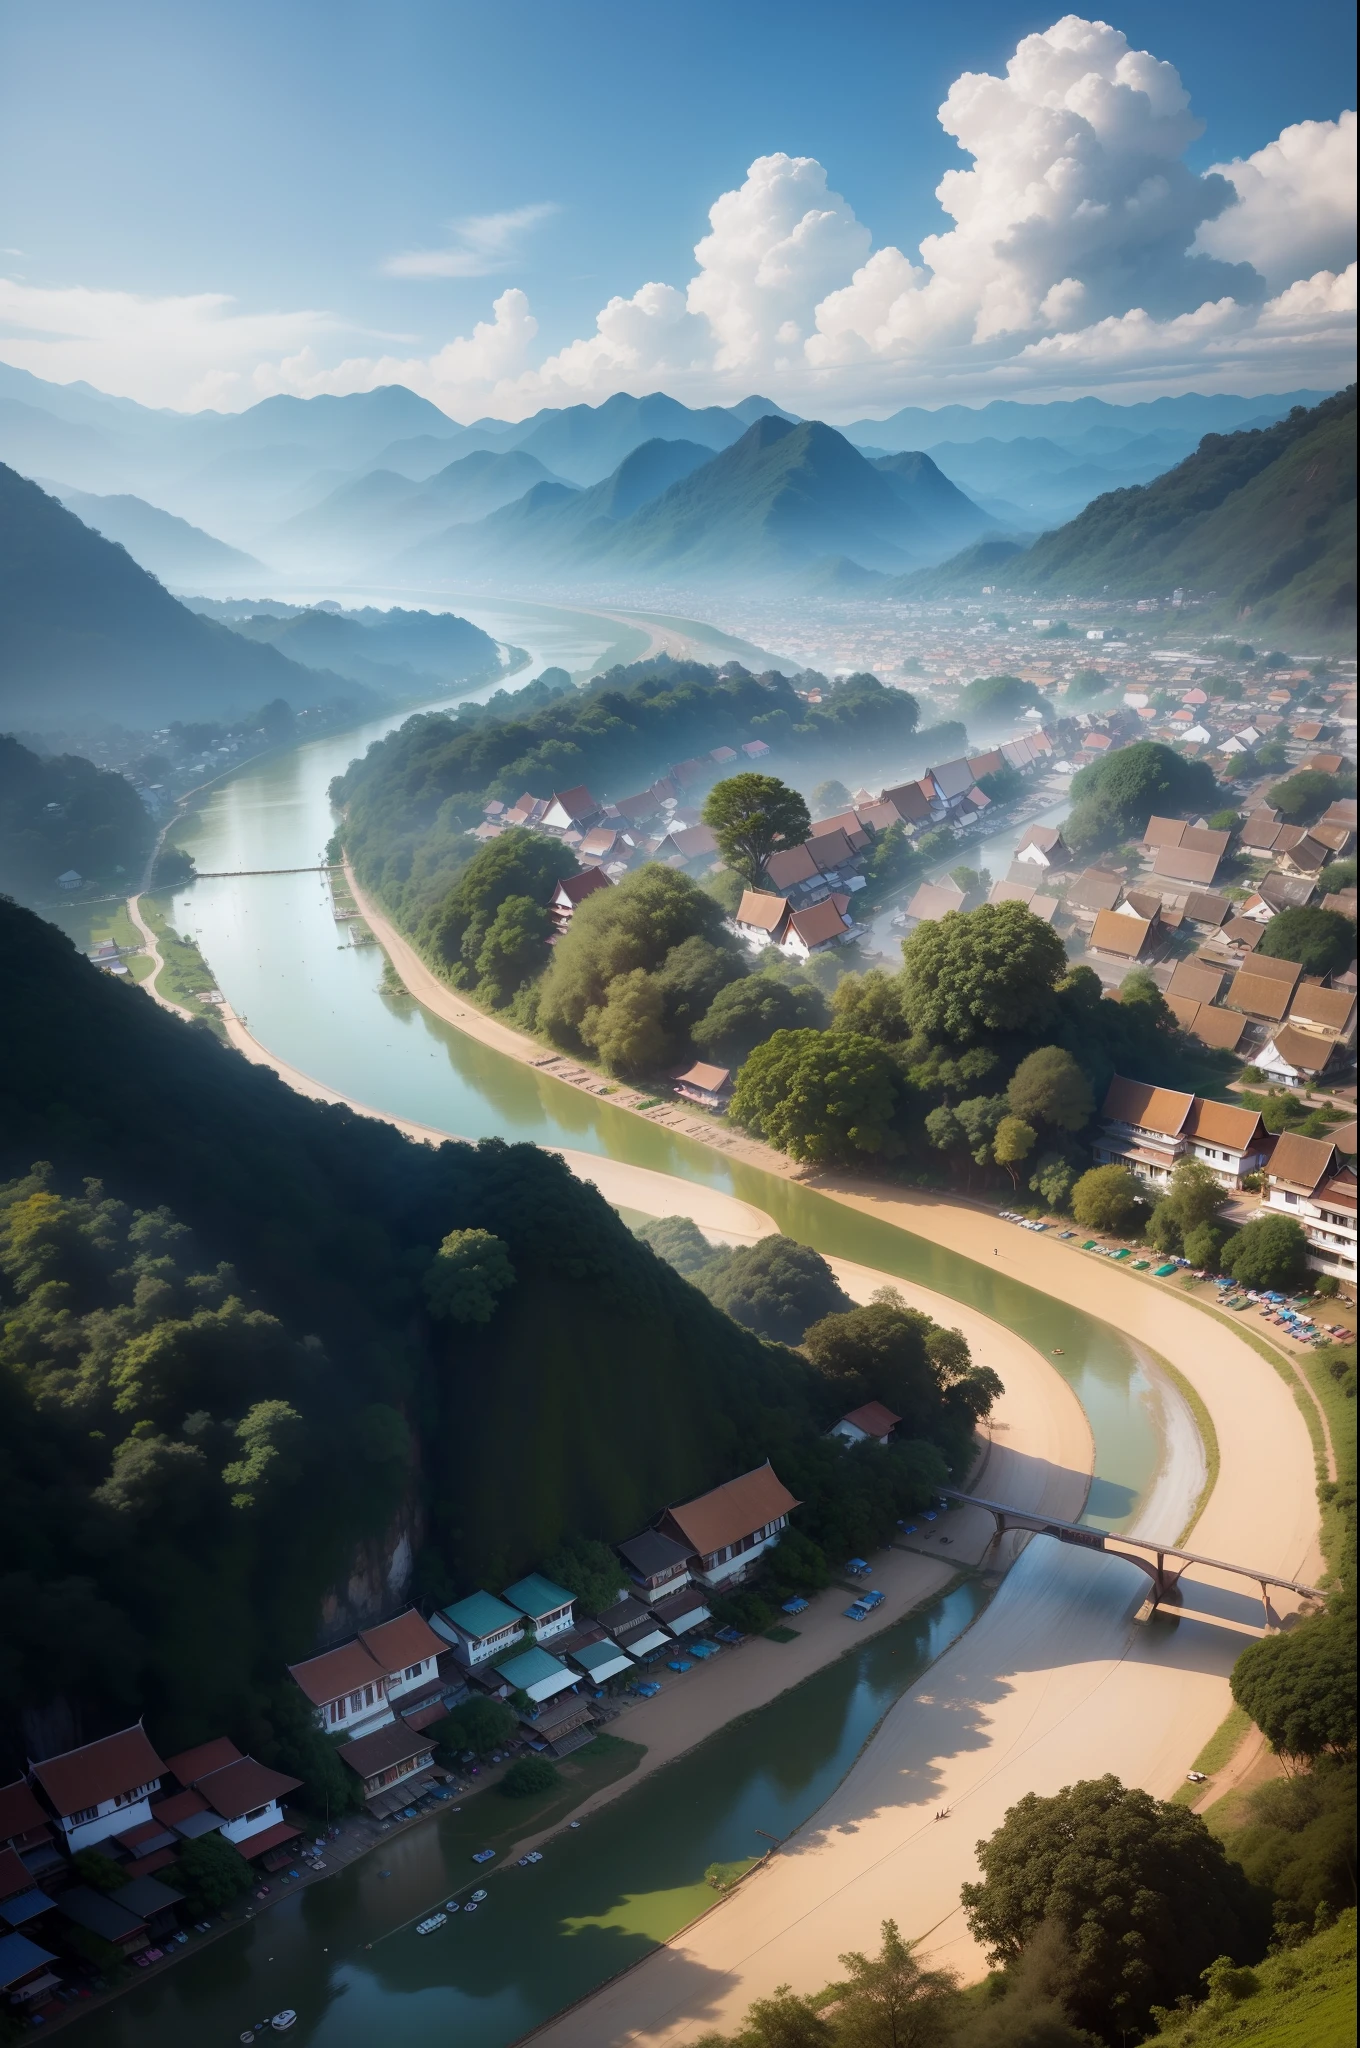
[532,1189,1321,2045]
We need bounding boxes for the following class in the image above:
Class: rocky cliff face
[316,1504,421,1643]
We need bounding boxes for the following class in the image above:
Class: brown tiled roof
[1102,1076,1194,1136]
[231,1819,303,1862]
[287,1639,385,1708]
[337,1723,436,1780]
[0,1847,31,1902]
[1187,1005,1247,1051]
[150,1788,210,1827]
[553,867,612,907]
[1268,1025,1338,1075]
[675,1061,732,1093]
[1183,891,1231,926]
[1267,1130,1338,1194]
[735,889,789,932]
[1289,984,1356,1034]
[358,1610,444,1676]
[764,842,821,890]
[0,1780,49,1845]
[1066,868,1125,913]
[660,1462,799,1558]
[1228,971,1293,1021]
[549,785,598,822]
[1167,960,1224,1005]
[840,1401,901,1436]
[30,1725,165,1819]
[164,1738,242,1786]
[195,1757,301,1821]
[1153,844,1222,885]
[906,881,968,921]
[1239,813,1282,850]
[1221,917,1265,950]
[1090,908,1150,957]
[788,899,849,949]
[809,828,856,870]
[880,780,933,824]
[1245,953,1305,985]
[1319,1168,1358,1211]
[1165,993,1199,1032]
[810,810,863,840]
[1184,1097,1267,1150]
[1143,815,1187,847]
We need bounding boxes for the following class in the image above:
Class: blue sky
[0,2,1355,414]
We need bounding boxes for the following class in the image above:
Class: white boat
[526,1850,543,1863]
[415,1913,447,1936]
[470,1888,488,1903]
[271,2018,298,2035]
[463,1901,478,1912]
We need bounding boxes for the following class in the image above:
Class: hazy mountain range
[0,463,499,734]
[900,387,1357,642]
[0,360,1337,602]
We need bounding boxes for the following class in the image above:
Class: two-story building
[1260,1132,1358,1292]
[657,1461,799,1589]
[161,1740,302,1864]
[430,1590,526,1668]
[1094,1076,1273,1193]
[501,1575,575,1645]
[288,1608,445,1737]
[617,1530,710,1636]
[28,1726,166,1856]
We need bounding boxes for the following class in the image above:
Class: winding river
[75,617,1177,2045]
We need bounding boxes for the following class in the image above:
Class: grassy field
[1146,1910,1356,2045]
[1171,1704,1254,1808]
[137,893,229,1039]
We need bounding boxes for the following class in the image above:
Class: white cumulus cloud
[1,17,1354,415]
[1194,111,1357,291]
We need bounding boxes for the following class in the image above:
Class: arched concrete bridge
[937,1487,1323,1622]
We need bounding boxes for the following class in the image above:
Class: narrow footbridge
[938,1487,1323,1618]
[191,863,344,878]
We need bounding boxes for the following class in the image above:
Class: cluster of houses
[1094,1075,1357,1290]
[0,1456,829,2009]
[471,746,779,885]
[0,1727,305,2007]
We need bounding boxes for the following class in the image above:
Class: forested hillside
[0,734,153,898]
[0,897,976,1777]
[0,465,369,731]
[333,658,923,922]
[900,387,1356,639]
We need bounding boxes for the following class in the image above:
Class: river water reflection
[69,634,1167,2042]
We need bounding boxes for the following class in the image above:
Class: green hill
[0,465,363,732]
[587,415,986,580]
[224,603,500,691]
[901,387,1356,640]
[0,894,845,1759]
[49,486,261,586]
[0,733,153,898]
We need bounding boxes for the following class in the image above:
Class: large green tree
[695,1237,851,1345]
[1219,1214,1309,1291]
[422,828,578,987]
[1257,905,1356,976]
[802,1297,1000,1435]
[538,864,736,1051]
[960,1776,1269,2042]
[961,674,1044,730]
[695,976,830,1066]
[424,1229,516,1324]
[1267,769,1343,824]
[1070,1165,1144,1234]
[1230,1608,1357,1761]
[730,1029,901,1163]
[830,1918,960,2047]
[1007,1048,1095,1133]
[1065,742,1218,853]
[899,902,1067,1045]
[703,773,812,888]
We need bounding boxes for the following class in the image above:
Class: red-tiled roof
[29,1725,165,1820]
[357,1611,445,1676]
[232,1819,303,1862]
[163,1738,242,1787]
[841,1401,901,1437]
[337,1723,436,1780]
[661,1462,799,1558]
[194,1758,300,1821]
[0,1780,49,1846]
[0,1847,31,1902]
[287,1639,385,1708]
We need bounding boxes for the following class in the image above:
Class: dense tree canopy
[703,772,812,888]
[1007,1048,1095,1134]
[1257,905,1356,977]
[1070,1165,1144,1234]
[961,1776,1269,2041]
[421,828,577,999]
[730,1029,902,1163]
[1220,1214,1309,1291]
[1266,769,1344,824]
[1065,742,1219,853]
[899,902,1068,1045]
[1231,1608,1357,1761]
[0,733,154,899]
[694,1237,851,1345]
[694,975,830,1065]
[961,674,1044,730]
